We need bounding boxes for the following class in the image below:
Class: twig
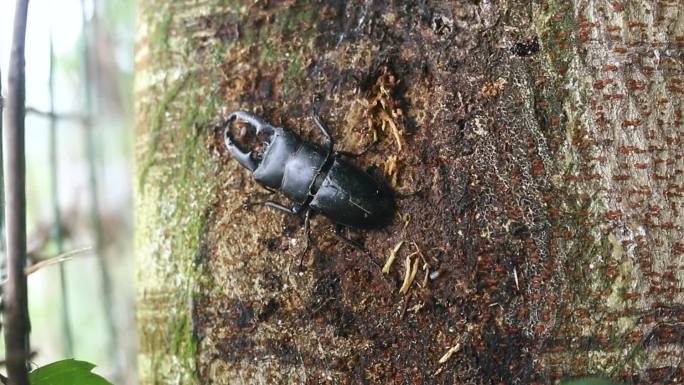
[25,106,86,122]
[0,247,92,286]
[48,32,75,357]
[25,247,92,276]
[3,0,31,384]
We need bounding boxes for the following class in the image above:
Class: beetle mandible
[224,111,394,263]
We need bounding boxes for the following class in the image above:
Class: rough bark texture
[135,1,683,384]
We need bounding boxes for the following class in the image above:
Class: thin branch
[48,33,75,357]
[3,1,31,384]
[24,247,92,276]
[0,247,92,284]
[25,106,86,122]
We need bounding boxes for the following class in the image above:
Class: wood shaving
[438,343,461,364]
[399,255,420,295]
[383,155,400,188]
[479,78,507,98]
[367,66,404,151]
[382,240,404,274]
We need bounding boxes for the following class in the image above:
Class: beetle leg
[312,114,334,156]
[246,188,276,202]
[298,209,314,271]
[334,139,378,159]
[332,225,381,269]
[243,200,304,215]
[261,185,278,194]
[246,184,278,198]
[243,200,312,270]
[265,201,304,214]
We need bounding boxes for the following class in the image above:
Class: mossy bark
[135,1,684,384]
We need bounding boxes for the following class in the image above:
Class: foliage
[29,359,112,385]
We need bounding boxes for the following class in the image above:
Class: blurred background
[1,0,137,383]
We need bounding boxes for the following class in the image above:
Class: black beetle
[224,111,394,261]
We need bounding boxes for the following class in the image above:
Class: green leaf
[561,377,625,385]
[30,359,113,385]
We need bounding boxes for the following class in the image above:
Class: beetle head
[224,111,276,172]
[224,111,301,189]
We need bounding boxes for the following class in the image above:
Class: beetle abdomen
[310,158,394,229]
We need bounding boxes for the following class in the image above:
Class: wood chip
[513,267,519,290]
[399,255,420,295]
[379,109,403,151]
[438,343,461,364]
[382,240,404,274]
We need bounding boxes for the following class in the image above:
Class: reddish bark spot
[626,79,646,91]
[593,79,613,89]
[622,119,641,127]
[605,210,623,220]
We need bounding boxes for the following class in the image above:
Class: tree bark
[135,1,684,384]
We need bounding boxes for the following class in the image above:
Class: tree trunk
[134,1,684,384]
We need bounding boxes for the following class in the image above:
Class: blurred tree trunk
[134,1,684,384]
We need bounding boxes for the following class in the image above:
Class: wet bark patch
[191,1,571,384]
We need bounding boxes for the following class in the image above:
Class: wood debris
[399,254,420,295]
[383,155,400,188]
[438,343,461,364]
[382,240,404,274]
[368,66,404,151]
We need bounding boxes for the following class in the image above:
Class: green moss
[136,3,328,384]
[138,72,192,191]
[283,54,304,96]
[137,6,223,381]
[148,3,173,63]
[277,7,315,35]
[561,377,625,385]
[533,0,578,134]
[137,80,217,383]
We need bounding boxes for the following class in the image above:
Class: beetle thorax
[252,128,300,189]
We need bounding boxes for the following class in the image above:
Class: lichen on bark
[535,0,684,381]
[135,2,225,384]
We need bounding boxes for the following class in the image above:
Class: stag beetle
[224,111,394,262]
